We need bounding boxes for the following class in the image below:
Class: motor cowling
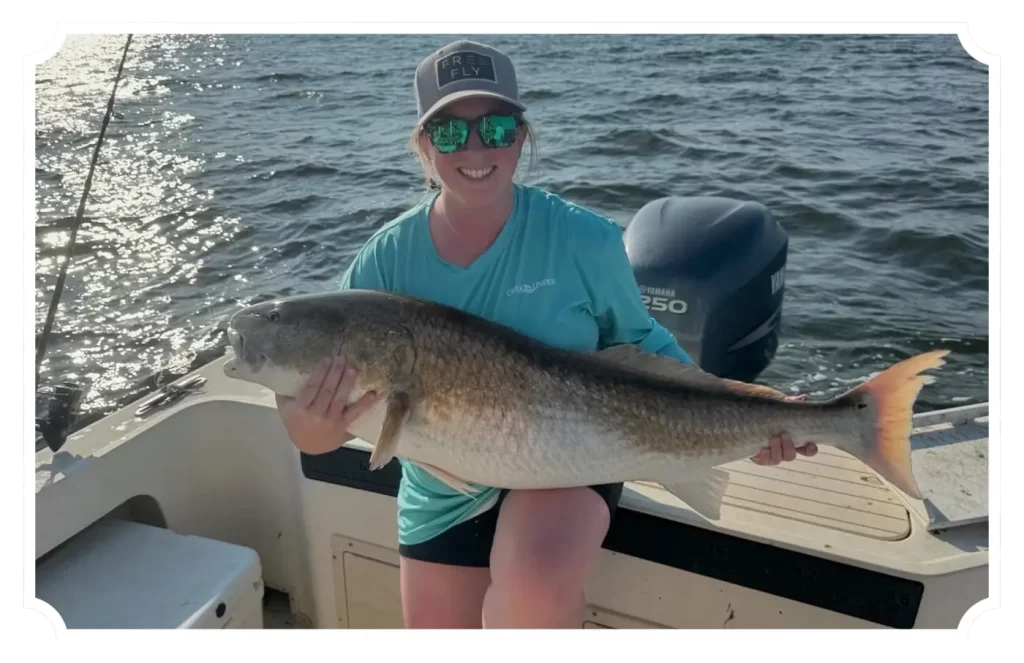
[623,196,788,382]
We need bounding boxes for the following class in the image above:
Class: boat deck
[256,402,989,629]
[907,403,989,531]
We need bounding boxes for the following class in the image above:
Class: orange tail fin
[841,349,950,500]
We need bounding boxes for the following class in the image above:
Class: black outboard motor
[623,196,788,383]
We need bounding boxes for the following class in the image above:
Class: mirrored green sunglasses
[423,113,522,153]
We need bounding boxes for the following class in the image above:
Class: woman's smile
[458,166,496,181]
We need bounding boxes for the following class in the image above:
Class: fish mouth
[227,327,267,372]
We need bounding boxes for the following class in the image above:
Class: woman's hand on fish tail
[751,432,818,466]
[275,355,380,455]
[750,394,818,466]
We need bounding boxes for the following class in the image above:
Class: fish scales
[401,307,688,484]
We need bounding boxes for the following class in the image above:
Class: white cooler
[37,518,264,629]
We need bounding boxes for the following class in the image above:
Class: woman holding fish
[274,40,817,629]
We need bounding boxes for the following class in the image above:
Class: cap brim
[417,90,527,127]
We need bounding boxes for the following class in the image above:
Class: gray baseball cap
[414,40,526,126]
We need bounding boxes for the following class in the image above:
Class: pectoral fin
[661,468,730,521]
[369,391,409,471]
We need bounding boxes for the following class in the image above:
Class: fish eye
[267,310,280,322]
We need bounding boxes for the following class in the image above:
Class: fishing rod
[35,34,133,452]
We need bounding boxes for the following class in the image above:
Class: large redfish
[224,289,945,519]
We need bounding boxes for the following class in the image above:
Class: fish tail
[836,349,950,500]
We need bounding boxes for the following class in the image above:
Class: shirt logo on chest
[506,278,556,296]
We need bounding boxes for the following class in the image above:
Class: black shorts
[397,483,624,568]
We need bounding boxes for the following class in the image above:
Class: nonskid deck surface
[906,405,988,531]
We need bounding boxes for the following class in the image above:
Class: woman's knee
[488,488,611,620]
[400,556,491,628]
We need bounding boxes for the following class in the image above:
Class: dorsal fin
[593,344,791,401]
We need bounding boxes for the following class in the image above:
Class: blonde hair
[406,115,539,191]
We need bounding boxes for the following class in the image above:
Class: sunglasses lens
[479,114,519,147]
[425,114,519,152]
[428,119,468,153]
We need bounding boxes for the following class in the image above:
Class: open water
[34,33,989,428]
